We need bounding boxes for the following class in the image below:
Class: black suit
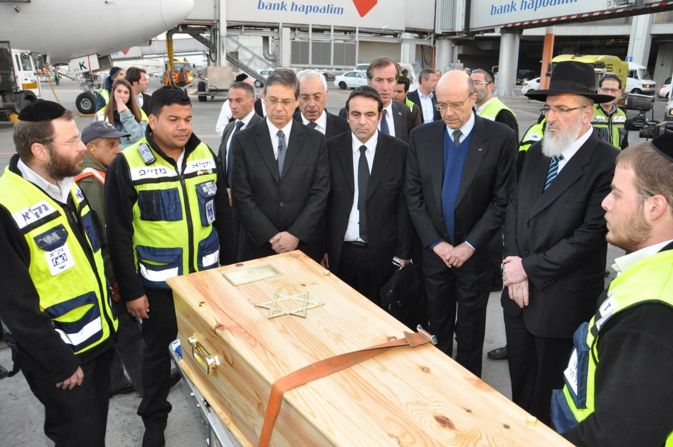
[326,132,412,301]
[216,113,264,265]
[407,90,441,122]
[231,119,330,262]
[406,114,516,376]
[293,109,349,140]
[501,130,616,424]
[140,93,152,117]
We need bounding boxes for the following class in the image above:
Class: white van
[626,62,656,95]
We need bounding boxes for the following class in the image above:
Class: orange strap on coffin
[257,329,436,447]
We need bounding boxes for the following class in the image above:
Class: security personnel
[471,68,519,138]
[518,117,546,153]
[96,66,126,113]
[0,100,117,447]
[106,86,227,446]
[592,73,627,150]
[551,135,673,446]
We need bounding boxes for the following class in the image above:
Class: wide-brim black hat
[525,61,616,103]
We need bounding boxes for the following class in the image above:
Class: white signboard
[470,0,611,30]
[226,0,406,30]
[68,54,100,74]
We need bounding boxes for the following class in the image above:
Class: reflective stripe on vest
[405,98,415,112]
[97,88,110,105]
[122,138,220,289]
[0,167,117,354]
[477,97,516,121]
[75,167,106,185]
[591,104,626,149]
[519,120,546,152]
[551,249,673,446]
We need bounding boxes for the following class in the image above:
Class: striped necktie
[544,155,564,191]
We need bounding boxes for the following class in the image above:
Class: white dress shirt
[225,109,257,170]
[266,118,293,159]
[419,90,435,123]
[379,102,396,137]
[215,100,233,136]
[447,111,476,144]
[301,110,327,135]
[611,239,673,276]
[344,132,378,242]
[17,159,74,204]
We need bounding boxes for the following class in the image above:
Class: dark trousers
[337,243,378,304]
[504,311,573,425]
[219,202,241,266]
[423,249,490,377]
[110,299,144,393]
[137,287,176,431]
[22,348,113,447]
[488,228,504,288]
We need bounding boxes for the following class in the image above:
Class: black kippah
[18,100,66,122]
[650,133,673,162]
[235,73,249,82]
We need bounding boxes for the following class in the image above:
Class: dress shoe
[487,346,508,360]
[142,426,166,447]
[169,369,182,388]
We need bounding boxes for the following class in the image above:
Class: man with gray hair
[232,69,330,262]
[501,61,617,425]
[295,69,348,138]
[407,68,440,123]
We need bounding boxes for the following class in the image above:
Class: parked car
[334,70,367,89]
[521,77,540,95]
[658,77,671,99]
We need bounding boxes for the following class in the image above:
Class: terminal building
[117,0,673,96]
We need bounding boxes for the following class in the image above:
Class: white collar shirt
[226,109,257,167]
[379,102,396,137]
[345,132,378,242]
[419,90,435,123]
[557,126,593,173]
[266,118,293,159]
[612,239,673,275]
[446,111,476,144]
[17,158,74,204]
[301,110,327,135]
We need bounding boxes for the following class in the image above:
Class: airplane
[0,0,194,113]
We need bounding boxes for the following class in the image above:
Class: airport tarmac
[0,78,628,446]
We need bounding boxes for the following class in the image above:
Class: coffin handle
[188,335,220,375]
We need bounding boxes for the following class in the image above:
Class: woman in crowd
[97,79,147,148]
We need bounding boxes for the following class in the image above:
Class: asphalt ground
[0,79,634,446]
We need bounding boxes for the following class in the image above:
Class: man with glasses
[406,70,516,377]
[231,69,329,262]
[592,73,628,150]
[501,61,617,425]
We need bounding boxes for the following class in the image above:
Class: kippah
[235,73,249,82]
[650,133,673,162]
[17,100,66,122]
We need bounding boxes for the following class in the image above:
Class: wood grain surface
[168,250,572,447]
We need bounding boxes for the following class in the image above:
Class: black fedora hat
[526,61,615,103]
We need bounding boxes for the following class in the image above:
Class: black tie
[358,145,370,242]
[226,120,245,187]
[452,129,462,145]
[380,109,390,135]
[307,121,317,130]
[277,130,286,175]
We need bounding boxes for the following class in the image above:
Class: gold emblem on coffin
[255,283,324,319]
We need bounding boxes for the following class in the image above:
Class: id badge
[45,243,76,275]
[205,200,215,224]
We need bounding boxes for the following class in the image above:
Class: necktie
[452,129,462,146]
[226,120,245,187]
[307,121,317,130]
[380,109,390,135]
[544,155,564,191]
[276,130,287,175]
[358,145,370,242]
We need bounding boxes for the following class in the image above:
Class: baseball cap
[81,121,130,144]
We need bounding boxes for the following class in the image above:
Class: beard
[542,118,583,158]
[606,204,652,253]
[47,147,82,180]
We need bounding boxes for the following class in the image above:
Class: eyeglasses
[435,96,474,112]
[472,81,492,86]
[540,105,588,115]
[599,88,621,95]
[266,97,295,107]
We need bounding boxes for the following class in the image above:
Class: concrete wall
[653,42,673,86]
[357,42,401,64]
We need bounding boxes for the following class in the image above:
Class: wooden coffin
[168,250,571,447]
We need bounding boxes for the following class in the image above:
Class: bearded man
[499,61,617,425]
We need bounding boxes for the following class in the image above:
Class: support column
[540,27,555,90]
[218,0,227,67]
[400,32,416,64]
[280,24,291,67]
[627,13,654,67]
[435,37,454,74]
[497,30,520,98]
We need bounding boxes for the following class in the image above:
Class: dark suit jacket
[140,93,152,116]
[231,120,330,261]
[501,131,617,338]
[326,132,412,286]
[293,110,349,139]
[405,115,517,267]
[217,113,264,183]
[407,89,441,122]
